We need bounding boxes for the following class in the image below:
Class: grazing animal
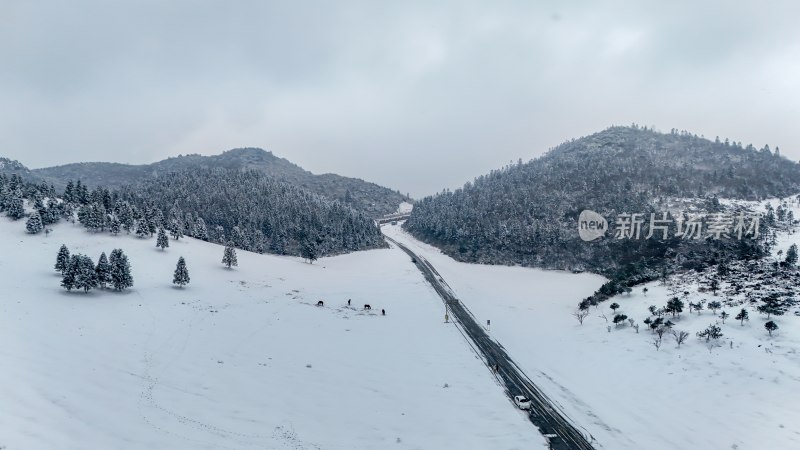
[364,304,371,310]
[381,309,385,316]
[316,300,324,307]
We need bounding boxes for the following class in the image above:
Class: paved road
[385,235,596,450]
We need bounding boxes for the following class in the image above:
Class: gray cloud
[2,1,799,197]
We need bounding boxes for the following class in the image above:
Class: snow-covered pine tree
[61,254,80,291]
[95,252,112,289]
[136,219,150,238]
[169,219,184,240]
[301,239,318,264]
[194,217,208,241]
[74,255,97,293]
[109,216,121,235]
[26,213,43,234]
[156,227,169,250]
[173,256,190,287]
[116,201,134,233]
[7,195,24,220]
[785,244,798,267]
[222,244,238,269]
[55,244,70,274]
[214,226,226,244]
[152,209,165,232]
[109,249,134,291]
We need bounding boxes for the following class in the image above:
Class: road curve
[384,235,596,450]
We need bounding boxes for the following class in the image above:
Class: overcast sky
[2,1,799,197]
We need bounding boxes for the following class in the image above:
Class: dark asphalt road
[385,235,596,450]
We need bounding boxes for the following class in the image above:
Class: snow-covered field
[383,217,800,450]
[0,217,544,450]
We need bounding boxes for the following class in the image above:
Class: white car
[514,395,532,410]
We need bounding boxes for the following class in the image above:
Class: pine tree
[785,244,798,267]
[156,227,169,250]
[757,295,785,319]
[173,256,190,287]
[301,239,318,264]
[61,254,80,291]
[64,180,75,203]
[136,219,150,238]
[95,252,112,289]
[222,244,238,269]
[109,249,134,291]
[26,213,43,234]
[194,218,208,241]
[55,244,70,274]
[109,216,121,235]
[7,196,24,220]
[735,308,749,325]
[765,320,778,336]
[169,219,184,240]
[666,297,684,317]
[214,226,226,244]
[74,255,97,292]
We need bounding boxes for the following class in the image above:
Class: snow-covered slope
[383,219,800,450]
[0,218,544,449]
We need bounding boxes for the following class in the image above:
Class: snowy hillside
[0,217,544,449]
[383,217,800,450]
[384,197,800,450]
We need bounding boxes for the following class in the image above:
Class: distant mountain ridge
[11,148,407,217]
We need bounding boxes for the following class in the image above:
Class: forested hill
[30,148,407,217]
[114,168,387,257]
[405,126,800,276]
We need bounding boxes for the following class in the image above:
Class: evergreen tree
[173,256,190,287]
[136,219,150,238]
[64,180,75,203]
[785,244,798,267]
[194,217,208,241]
[301,239,318,264]
[116,201,134,233]
[55,244,70,274]
[74,255,97,292]
[95,252,112,289]
[109,249,134,291]
[26,213,43,234]
[169,219,184,240]
[735,308,749,325]
[708,277,720,295]
[61,254,80,291]
[156,227,169,250]
[7,195,24,220]
[665,297,684,317]
[765,320,779,336]
[222,244,238,268]
[757,295,785,319]
[109,216,121,235]
[214,225,226,244]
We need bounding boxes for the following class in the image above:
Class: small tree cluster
[58,247,132,292]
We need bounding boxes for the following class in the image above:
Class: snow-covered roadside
[0,217,544,450]
[383,221,800,450]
